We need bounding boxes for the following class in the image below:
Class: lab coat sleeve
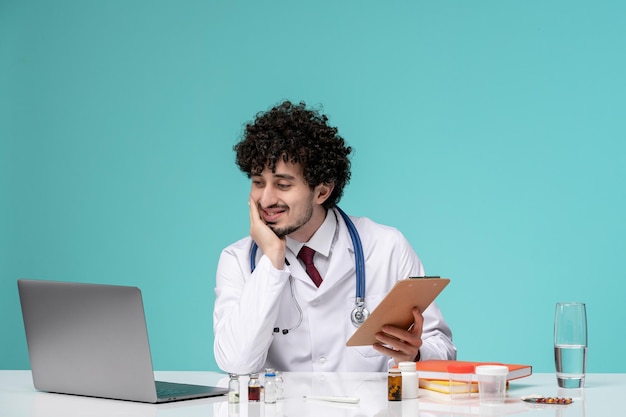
[419,301,457,360]
[213,244,291,374]
[387,225,456,361]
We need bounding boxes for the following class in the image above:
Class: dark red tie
[298,246,323,287]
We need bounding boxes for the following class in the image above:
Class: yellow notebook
[419,379,510,394]
[419,379,479,394]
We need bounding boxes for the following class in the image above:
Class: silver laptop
[17,279,229,403]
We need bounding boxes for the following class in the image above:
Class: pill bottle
[388,367,402,401]
[398,361,418,399]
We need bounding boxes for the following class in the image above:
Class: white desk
[0,370,620,416]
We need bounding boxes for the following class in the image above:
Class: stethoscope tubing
[336,206,365,303]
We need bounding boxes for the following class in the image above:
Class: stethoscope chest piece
[350,297,370,327]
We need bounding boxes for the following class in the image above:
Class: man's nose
[258,185,278,207]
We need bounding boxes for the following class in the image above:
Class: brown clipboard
[345,277,450,346]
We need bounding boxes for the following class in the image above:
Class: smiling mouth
[261,206,287,223]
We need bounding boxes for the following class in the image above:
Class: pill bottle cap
[447,363,475,374]
[398,361,417,372]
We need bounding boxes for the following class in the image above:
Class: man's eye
[252,180,264,187]
[277,183,291,190]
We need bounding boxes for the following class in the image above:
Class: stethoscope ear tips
[273,327,290,335]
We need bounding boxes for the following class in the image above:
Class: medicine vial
[264,369,277,404]
[228,373,240,403]
[275,371,284,401]
[248,373,261,402]
[398,361,419,399]
[388,367,402,401]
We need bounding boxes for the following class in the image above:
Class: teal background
[2,0,624,373]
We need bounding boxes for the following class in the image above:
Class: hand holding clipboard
[346,277,450,346]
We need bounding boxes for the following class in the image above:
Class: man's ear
[314,182,335,205]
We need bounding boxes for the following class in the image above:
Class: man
[213,100,455,374]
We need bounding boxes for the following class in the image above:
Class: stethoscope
[250,206,370,332]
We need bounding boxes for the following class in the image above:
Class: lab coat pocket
[353,345,380,358]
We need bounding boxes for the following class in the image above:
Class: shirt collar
[286,209,337,257]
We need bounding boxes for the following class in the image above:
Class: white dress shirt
[213,208,456,374]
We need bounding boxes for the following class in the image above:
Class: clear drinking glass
[554,302,587,388]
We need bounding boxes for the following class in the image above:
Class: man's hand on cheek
[249,196,286,270]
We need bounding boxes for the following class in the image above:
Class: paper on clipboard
[345,277,450,346]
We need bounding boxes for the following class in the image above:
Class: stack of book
[415,360,532,395]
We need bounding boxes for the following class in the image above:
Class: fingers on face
[249,196,260,220]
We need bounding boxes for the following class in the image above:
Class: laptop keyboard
[157,387,191,398]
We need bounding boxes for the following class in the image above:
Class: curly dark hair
[234,100,352,209]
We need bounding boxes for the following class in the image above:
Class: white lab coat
[213,208,456,374]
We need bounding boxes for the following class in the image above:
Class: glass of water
[554,302,587,388]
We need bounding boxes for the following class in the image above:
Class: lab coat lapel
[286,252,312,285]
[317,213,355,292]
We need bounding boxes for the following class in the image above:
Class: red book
[415,360,532,381]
